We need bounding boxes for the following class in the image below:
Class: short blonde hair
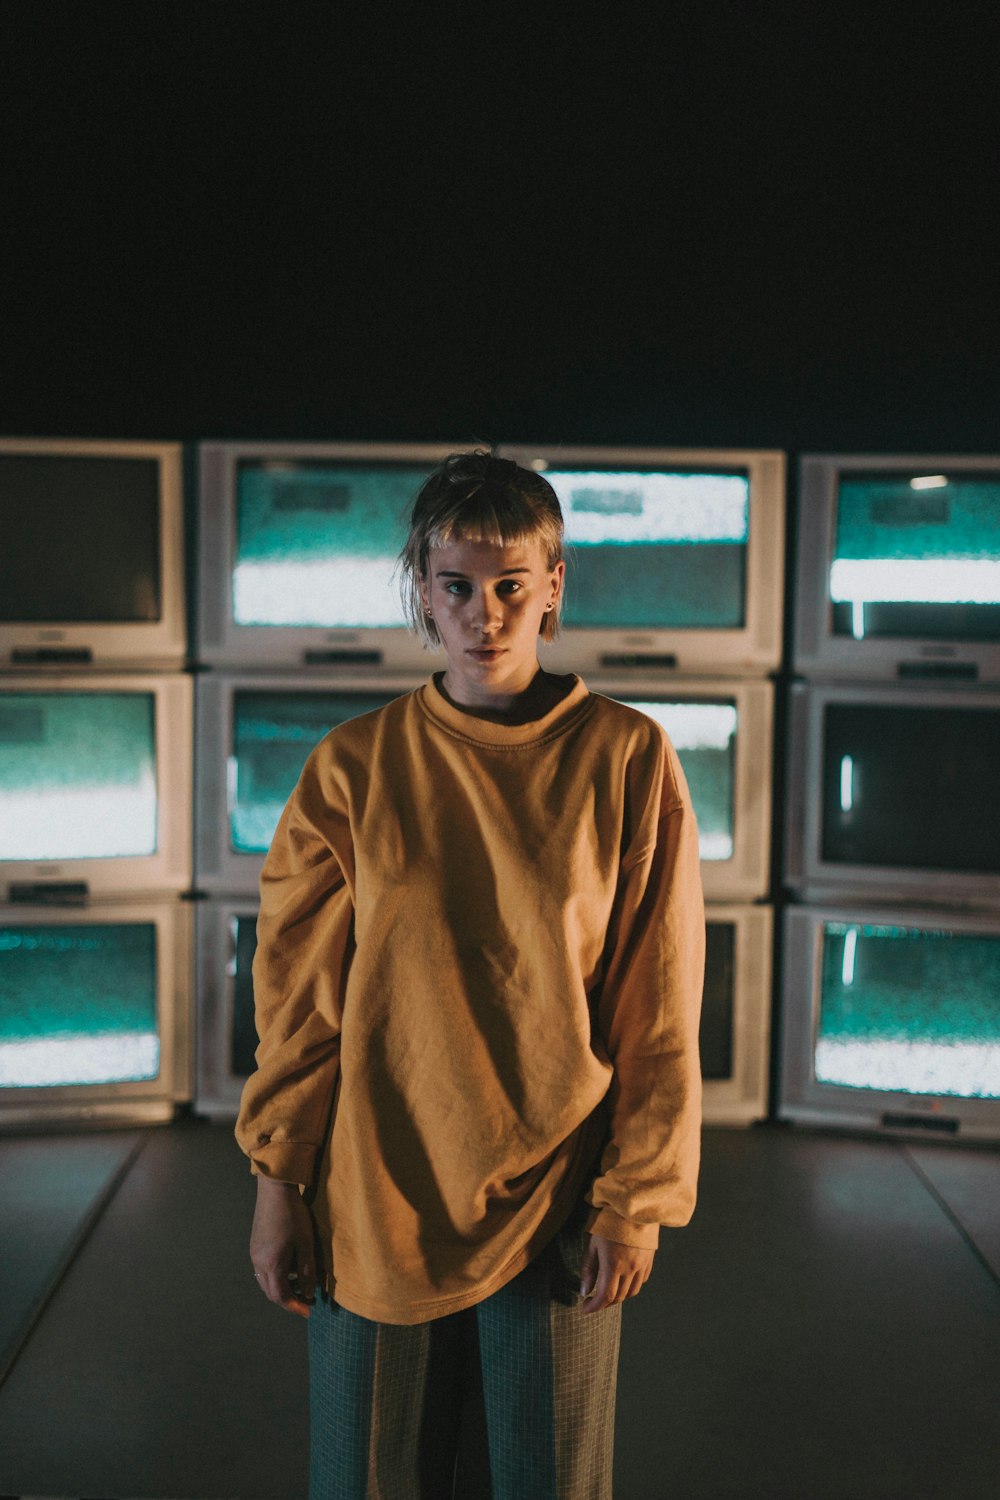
[397,450,565,650]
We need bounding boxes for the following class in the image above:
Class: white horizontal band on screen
[551,471,749,545]
[629,701,738,751]
[233,557,408,627]
[0,1032,160,1087]
[831,558,1000,605]
[814,1037,1000,1098]
[0,781,158,860]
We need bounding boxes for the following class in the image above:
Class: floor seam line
[900,1144,1000,1295]
[0,1131,153,1391]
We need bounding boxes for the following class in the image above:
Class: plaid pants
[308,1205,622,1500]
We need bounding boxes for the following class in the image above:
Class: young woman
[236,450,705,1500]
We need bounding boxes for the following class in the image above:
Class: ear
[418,573,431,612]
[549,558,565,607]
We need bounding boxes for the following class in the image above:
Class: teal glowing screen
[547,470,749,629]
[0,692,157,860]
[623,699,737,861]
[832,472,1000,641]
[0,923,159,1087]
[818,923,1000,1098]
[233,461,435,627]
[230,690,402,853]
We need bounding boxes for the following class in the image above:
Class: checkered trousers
[308,1209,622,1500]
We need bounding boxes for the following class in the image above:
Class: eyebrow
[434,567,533,578]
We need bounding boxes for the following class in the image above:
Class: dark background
[2,3,998,454]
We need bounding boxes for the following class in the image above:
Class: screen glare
[625,700,737,860]
[0,923,159,1087]
[233,462,434,627]
[817,922,1000,1098]
[0,693,157,860]
[831,474,1000,640]
[230,691,402,853]
[547,470,749,629]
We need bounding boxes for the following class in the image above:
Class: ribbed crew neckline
[418,671,594,747]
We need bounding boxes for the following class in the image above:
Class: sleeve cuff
[583,1207,661,1249]
[248,1139,317,1186]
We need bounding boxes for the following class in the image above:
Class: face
[419,536,564,705]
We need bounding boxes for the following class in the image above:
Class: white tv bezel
[0,673,193,902]
[794,452,1000,684]
[194,672,423,894]
[702,903,773,1126]
[196,440,469,669]
[0,438,186,671]
[779,902,1000,1142]
[499,443,786,677]
[0,898,193,1127]
[588,675,774,902]
[785,680,1000,908]
[195,896,260,1117]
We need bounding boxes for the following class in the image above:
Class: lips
[468,647,504,659]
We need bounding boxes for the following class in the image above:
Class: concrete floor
[0,1119,997,1500]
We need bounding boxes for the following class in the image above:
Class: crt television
[194,898,773,1125]
[784,682,1000,907]
[0,675,193,902]
[0,438,186,670]
[794,454,1000,683]
[497,444,786,676]
[780,903,1000,1140]
[590,677,774,902]
[196,442,470,669]
[0,899,192,1127]
[194,674,417,893]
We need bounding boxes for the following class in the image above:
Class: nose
[471,587,503,634]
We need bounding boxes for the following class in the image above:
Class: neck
[439,665,563,725]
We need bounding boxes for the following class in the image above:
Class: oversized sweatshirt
[235,671,705,1326]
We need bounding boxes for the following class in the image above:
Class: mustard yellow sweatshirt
[235,671,704,1325]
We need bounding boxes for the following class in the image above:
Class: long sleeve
[584,736,705,1249]
[234,745,356,1188]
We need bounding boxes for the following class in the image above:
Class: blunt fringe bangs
[397,451,565,649]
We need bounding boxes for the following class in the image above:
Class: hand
[580,1233,655,1314]
[249,1177,318,1319]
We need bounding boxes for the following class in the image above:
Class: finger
[579,1240,600,1299]
[255,1266,312,1318]
[583,1271,620,1314]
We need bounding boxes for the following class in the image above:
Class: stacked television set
[781,455,1000,1140]
[0,440,193,1127]
[194,441,786,1125]
[193,443,461,1113]
[499,444,786,1123]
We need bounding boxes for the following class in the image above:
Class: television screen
[0,691,157,861]
[780,906,1000,1139]
[229,914,258,1079]
[0,454,161,623]
[0,920,159,1087]
[599,678,773,902]
[229,687,404,855]
[622,698,737,862]
[822,700,1000,874]
[816,919,1000,1099]
[702,918,735,1080]
[233,460,435,628]
[546,468,749,630]
[831,471,1000,643]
